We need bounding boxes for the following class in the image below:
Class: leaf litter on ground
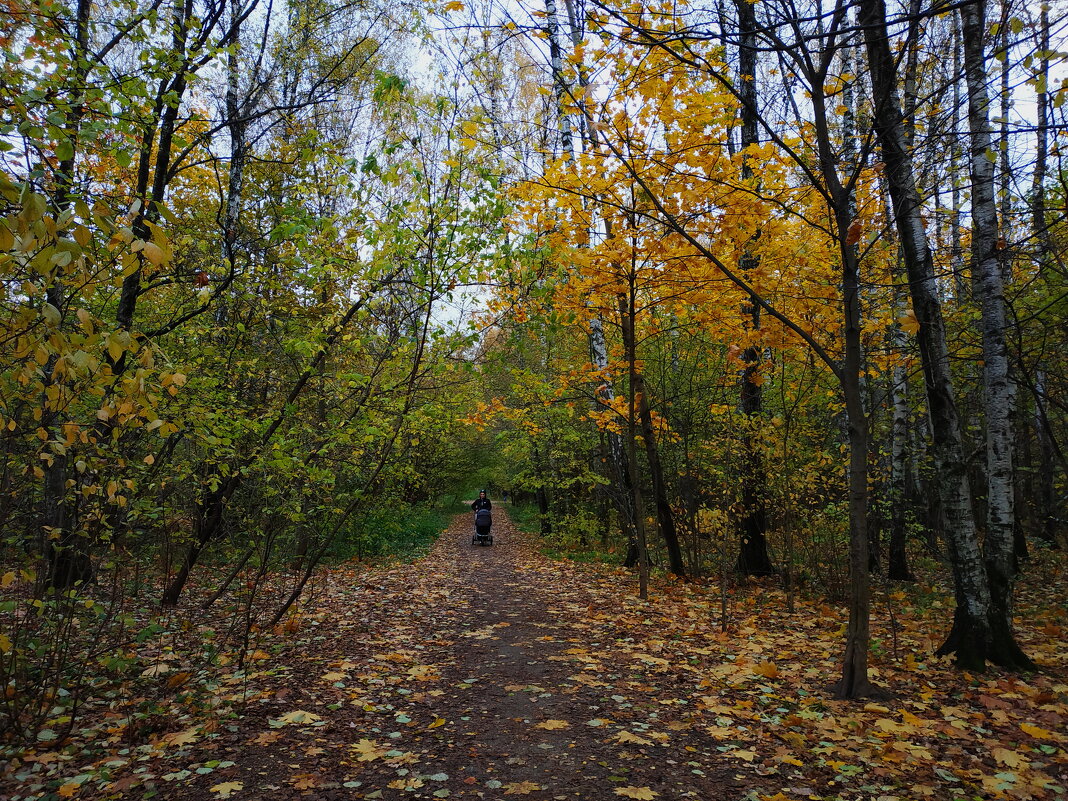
[2,508,1066,800]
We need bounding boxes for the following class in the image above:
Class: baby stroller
[472,507,493,546]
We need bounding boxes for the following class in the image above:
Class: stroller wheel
[488,536,494,546]
[471,536,477,545]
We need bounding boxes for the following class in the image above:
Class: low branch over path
[17,508,1066,799]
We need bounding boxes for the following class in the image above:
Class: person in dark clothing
[471,489,492,512]
[471,490,493,545]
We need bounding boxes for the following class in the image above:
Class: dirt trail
[164,507,744,800]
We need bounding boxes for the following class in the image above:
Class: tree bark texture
[733,0,774,577]
[959,0,1033,669]
[620,293,650,599]
[858,0,992,669]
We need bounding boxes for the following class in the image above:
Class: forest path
[169,507,745,800]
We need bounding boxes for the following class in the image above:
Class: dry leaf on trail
[615,787,658,799]
[210,781,244,798]
[616,730,653,745]
[290,773,319,789]
[734,749,758,762]
[408,664,440,680]
[753,660,778,679]
[160,727,198,747]
[992,747,1025,768]
[535,719,570,730]
[273,710,321,727]
[503,781,542,795]
[57,783,80,798]
[166,671,192,688]
[252,730,281,745]
[428,717,447,729]
[321,671,347,682]
[1019,723,1056,739]
[352,738,387,761]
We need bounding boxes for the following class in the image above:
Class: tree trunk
[958,0,1033,669]
[858,0,993,669]
[733,0,774,578]
[1031,5,1057,545]
[888,312,914,582]
[619,293,649,599]
[833,201,880,699]
[950,13,967,301]
[634,362,685,576]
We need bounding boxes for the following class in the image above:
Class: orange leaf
[753,660,778,679]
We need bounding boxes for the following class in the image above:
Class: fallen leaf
[753,660,779,679]
[161,727,198,747]
[210,781,243,798]
[615,787,658,799]
[535,719,570,730]
[352,738,386,761]
[503,781,542,795]
[273,710,321,727]
[992,747,1024,768]
[1019,723,1054,739]
[290,774,319,789]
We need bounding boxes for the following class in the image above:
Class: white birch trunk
[858,0,992,668]
[959,0,1032,668]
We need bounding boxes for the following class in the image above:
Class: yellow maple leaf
[276,710,321,726]
[443,0,464,10]
[428,717,446,729]
[616,730,653,745]
[992,747,1024,768]
[1019,722,1054,739]
[57,783,80,798]
[321,671,347,682]
[161,727,198,747]
[733,749,758,762]
[503,781,542,795]
[898,309,920,335]
[615,787,658,799]
[535,719,570,730]
[352,738,386,761]
[210,781,243,798]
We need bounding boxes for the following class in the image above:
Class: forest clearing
[2,0,1068,797]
